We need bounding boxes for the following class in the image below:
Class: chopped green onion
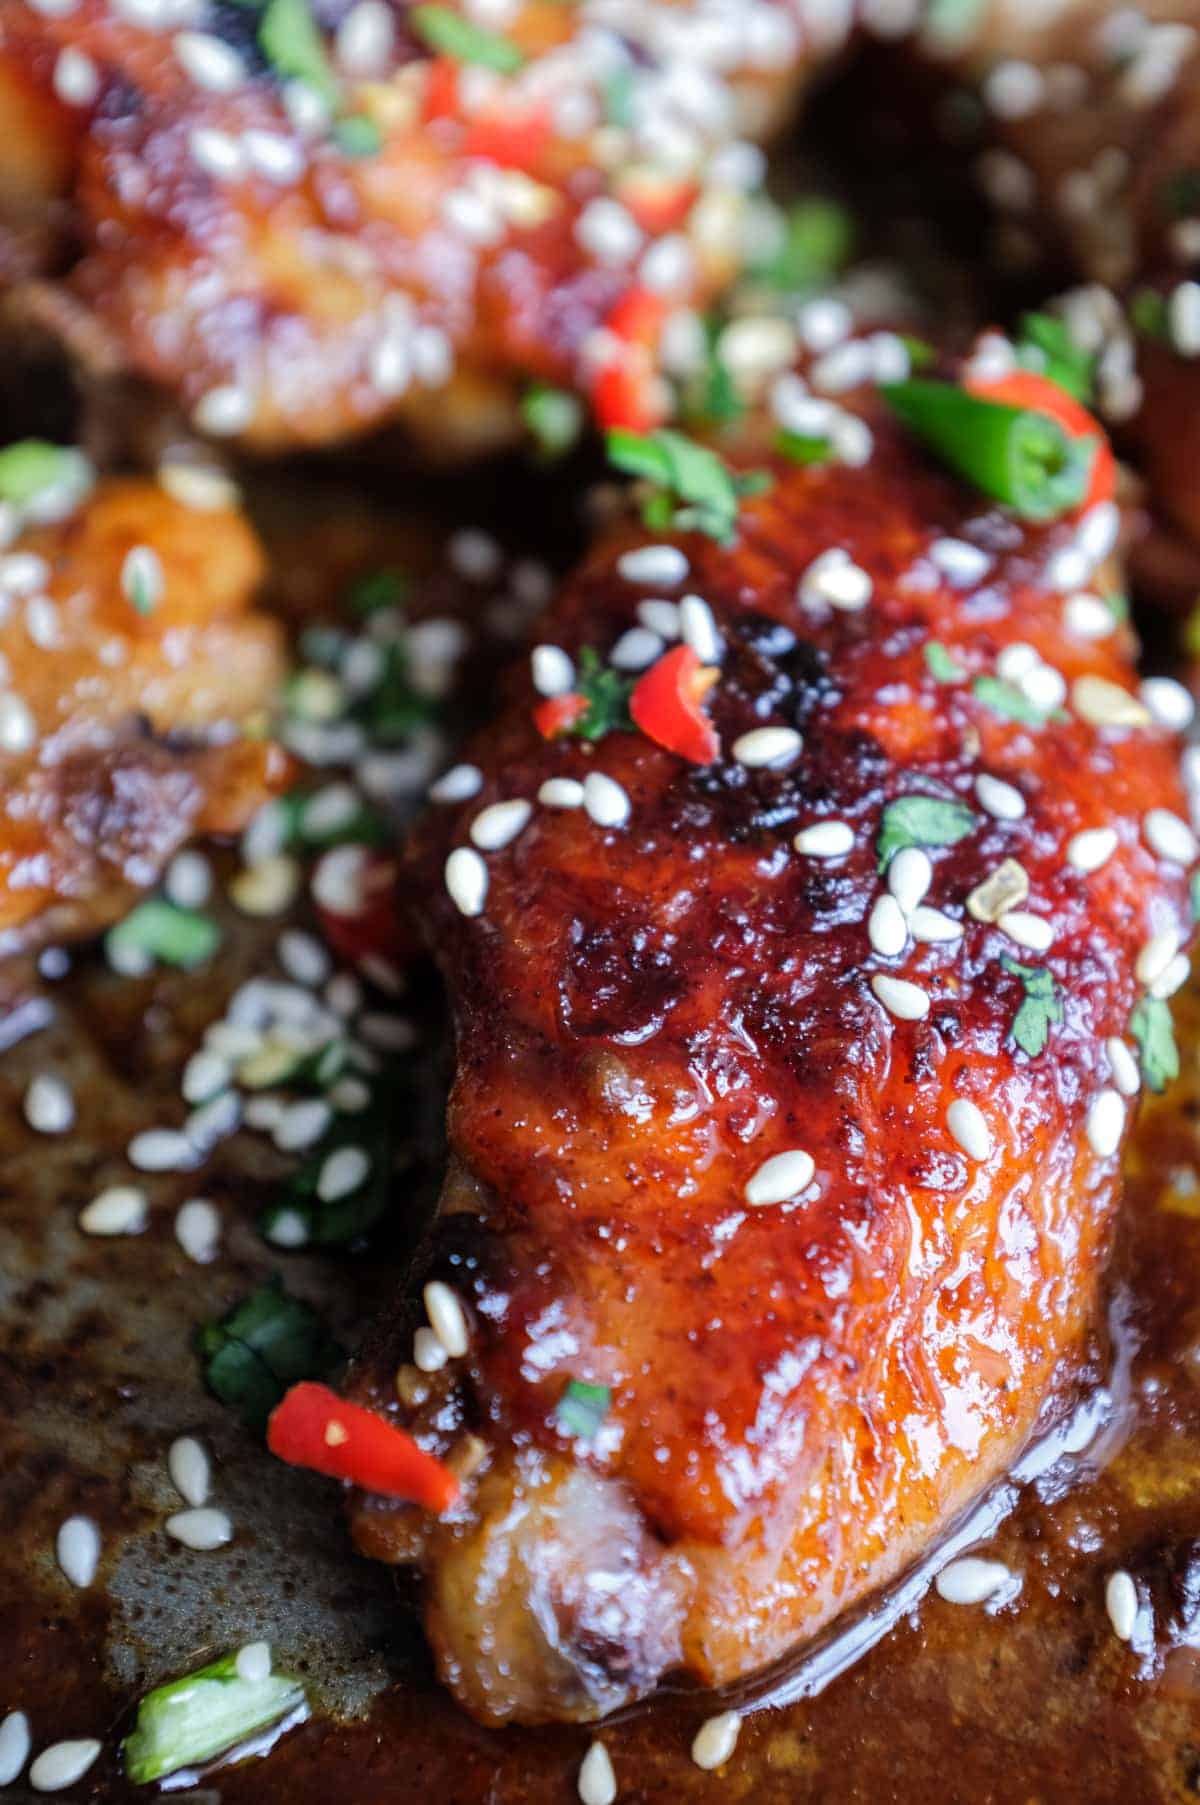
[1015,313,1095,404]
[260,1095,395,1247]
[607,428,769,545]
[972,674,1055,726]
[876,794,976,871]
[924,640,966,683]
[1000,956,1062,1058]
[353,641,438,744]
[259,0,339,111]
[333,114,382,158]
[200,1278,342,1430]
[123,1650,307,1785]
[410,4,524,73]
[751,197,854,297]
[881,380,1096,521]
[556,1379,611,1440]
[347,567,410,617]
[774,429,832,466]
[522,383,584,460]
[0,439,85,507]
[1130,994,1179,1093]
[106,899,220,971]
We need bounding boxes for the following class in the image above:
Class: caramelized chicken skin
[342,366,1195,1724]
[0,452,285,954]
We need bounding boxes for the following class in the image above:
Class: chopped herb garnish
[1015,313,1095,404]
[260,1083,398,1246]
[199,1278,342,1431]
[882,379,1096,521]
[332,114,382,158]
[347,567,410,617]
[601,64,634,128]
[900,335,938,372]
[680,318,744,430]
[560,647,634,741]
[1104,590,1130,627]
[972,675,1055,726]
[410,4,524,72]
[354,641,438,744]
[556,1378,611,1440]
[106,898,220,971]
[1129,287,1169,341]
[0,439,82,507]
[606,428,770,545]
[877,794,977,870]
[522,383,584,460]
[925,640,966,682]
[751,197,854,296]
[123,1651,307,1785]
[1130,994,1179,1093]
[1001,955,1063,1057]
[259,0,339,109]
[775,430,832,466]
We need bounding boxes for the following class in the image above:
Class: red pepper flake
[268,1381,459,1512]
[606,286,669,351]
[630,645,720,765]
[534,692,589,739]
[422,57,460,122]
[964,368,1115,513]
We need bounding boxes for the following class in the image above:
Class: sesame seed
[424,1279,470,1357]
[158,460,240,511]
[430,763,484,804]
[887,847,932,913]
[175,29,244,91]
[1136,928,1181,988]
[53,45,100,104]
[539,777,585,808]
[266,1209,309,1249]
[934,1557,1012,1604]
[128,1127,200,1172]
[275,1099,334,1152]
[168,1435,211,1507]
[679,594,722,664]
[583,772,631,828]
[691,1710,742,1771]
[909,905,963,943]
[1151,952,1190,1000]
[336,0,395,74]
[575,197,643,265]
[1077,501,1120,566]
[1067,827,1118,873]
[794,820,853,857]
[166,848,212,909]
[1106,1038,1140,1097]
[1019,662,1066,713]
[445,846,488,917]
[413,1326,449,1372]
[312,843,369,915]
[1072,676,1150,729]
[193,384,254,437]
[735,726,803,769]
[983,57,1044,118]
[610,627,663,671]
[1064,592,1116,639]
[868,893,908,957]
[531,644,575,697]
[24,1072,74,1134]
[245,129,305,184]
[1169,280,1200,356]
[56,1515,100,1587]
[80,1185,148,1236]
[28,1739,103,1792]
[470,799,533,851]
[871,974,930,1021]
[947,1098,991,1160]
[929,537,990,585]
[744,1148,815,1205]
[617,546,689,586]
[189,126,246,180]
[1105,1569,1138,1641]
[0,1712,31,1787]
[236,1641,272,1683]
[278,928,330,988]
[967,858,1029,923]
[1140,675,1195,730]
[1086,1088,1125,1157]
[318,1145,369,1202]
[165,1507,233,1551]
[799,547,872,613]
[637,598,681,638]
[1144,808,1198,864]
[578,1741,617,1805]
[229,853,301,917]
[997,910,1054,953]
[0,692,37,752]
[0,552,49,595]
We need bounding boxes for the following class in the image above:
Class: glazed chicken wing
[0,0,838,458]
[0,445,285,955]
[324,347,1195,1725]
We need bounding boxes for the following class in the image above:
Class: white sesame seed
[229,854,300,918]
[311,844,369,917]
[470,799,533,851]
[165,1507,233,1551]
[448,528,501,582]
[1078,501,1120,567]
[744,1148,815,1206]
[175,1197,221,1264]
[1140,675,1195,731]
[578,1741,617,1805]
[575,197,642,265]
[997,910,1055,953]
[868,893,908,957]
[275,1099,334,1153]
[424,1279,470,1357]
[1072,676,1151,729]
[1087,1088,1125,1157]
[617,546,689,586]
[0,552,49,595]
[1169,280,1200,356]
[1137,928,1181,988]
[189,126,246,182]
[53,45,100,104]
[168,1436,210,1507]
[691,1710,742,1771]
[679,594,722,664]
[973,773,1026,822]
[983,57,1044,118]
[0,692,37,753]
[793,820,853,858]
[735,726,803,769]
[24,1072,74,1134]
[336,0,395,74]
[175,29,244,90]
[28,1739,102,1792]
[56,1515,100,1587]
[929,538,990,586]
[278,928,330,988]
[80,1185,147,1236]
[1067,827,1118,873]
[1105,1569,1138,1641]
[1064,592,1116,639]
[1144,808,1198,864]
[887,847,933,913]
[934,1557,1012,1604]
[165,848,212,909]
[1106,1037,1141,1097]
[871,974,930,1021]
[413,1326,449,1372]
[909,905,964,943]
[430,763,484,804]
[1151,952,1191,1000]
[158,460,240,512]
[531,644,575,697]
[1019,662,1066,713]
[445,846,489,917]
[193,384,254,437]
[128,1127,200,1172]
[266,1209,309,1249]
[583,772,631,828]
[636,598,681,638]
[236,1641,272,1683]
[318,1145,369,1202]
[0,1711,31,1787]
[538,777,585,808]
[947,1098,991,1160]
[610,627,663,671]
[799,547,872,613]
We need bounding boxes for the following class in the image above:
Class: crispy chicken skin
[344,371,1194,1723]
[0,459,285,954]
[0,0,834,457]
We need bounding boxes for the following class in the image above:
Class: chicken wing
[329,341,1195,1724]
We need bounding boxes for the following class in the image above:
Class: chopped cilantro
[972,675,1055,726]
[259,0,339,109]
[601,64,634,128]
[775,429,832,466]
[877,794,977,871]
[261,1086,397,1247]
[410,4,524,73]
[0,439,83,507]
[1129,287,1169,342]
[347,567,410,617]
[556,1378,611,1440]
[1001,955,1062,1057]
[333,114,382,158]
[1130,994,1179,1093]
[199,1279,342,1431]
[106,899,220,971]
[924,640,966,682]
[522,383,584,460]
[561,647,634,741]
[1015,313,1095,405]
[606,428,770,545]
[751,197,854,297]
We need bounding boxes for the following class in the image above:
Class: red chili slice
[268,1382,460,1513]
[462,106,552,170]
[964,368,1115,514]
[630,645,720,765]
[534,692,588,739]
[422,57,459,122]
[593,356,667,433]
[606,286,669,350]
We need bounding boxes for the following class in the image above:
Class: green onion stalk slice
[122,1651,307,1784]
[881,380,1096,522]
